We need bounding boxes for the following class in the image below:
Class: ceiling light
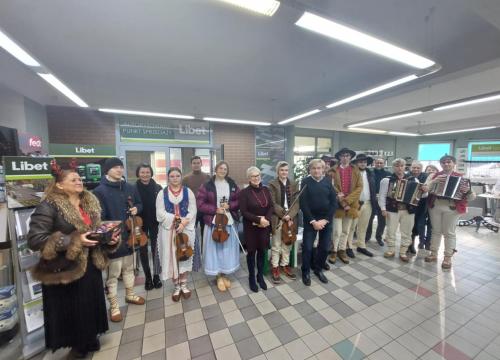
[99,108,194,119]
[432,94,500,111]
[346,128,387,134]
[37,73,88,107]
[424,126,497,136]
[327,75,418,109]
[0,29,40,67]
[388,131,419,136]
[218,0,280,16]
[278,109,321,125]
[296,12,435,69]
[203,117,271,126]
[348,111,423,128]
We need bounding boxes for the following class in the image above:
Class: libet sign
[118,117,211,144]
[49,144,116,157]
[3,157,53,180]
[468,141,500,162]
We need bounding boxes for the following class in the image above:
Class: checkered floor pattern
[36,225,500,359]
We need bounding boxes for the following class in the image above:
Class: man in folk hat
[328,148,363,265]
[94,157,145,322]
[346,154,376,257]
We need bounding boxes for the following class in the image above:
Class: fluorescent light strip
[278,109,321,125]
[433,94,500,111]
[327,75,418,109]
[424,126,497,136]
[347,127,387,134]
[203,117,271,126]
[296,12,435,69]
[218,0,280,16]
[348,111,423,128]
[99,108,194,119]
[37,73,88,107]
[0,29,40,66]
[388,131,419,136]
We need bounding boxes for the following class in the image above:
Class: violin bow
[280,184,307,224]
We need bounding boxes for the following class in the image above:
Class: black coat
[364,169,378,209]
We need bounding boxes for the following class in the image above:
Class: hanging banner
[49,143,116,157]
[2,157,53,209]
[118,116,210,144]
[468,141,500,161]
[255,126,286,185]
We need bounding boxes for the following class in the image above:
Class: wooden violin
[212,196,230,243]
[126,196,148,248]
[280,184,307,245]
[174,215,193,261]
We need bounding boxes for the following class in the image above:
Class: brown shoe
[180,283,192,299]
[399,254,409,262]
[425,254,438,262]
[281,265,296,280]
[108,297,122,322]
[125,294,145,305]
[384,251,395,258]
[337,250,350,264]
[172,285,181,302]
[328,252,337,264]
[441,256,452,269]
[271,267,282,284]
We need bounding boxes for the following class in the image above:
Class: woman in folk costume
[197,161,241,292]
[156,167,197,301]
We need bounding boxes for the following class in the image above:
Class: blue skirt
[204,223,240,276]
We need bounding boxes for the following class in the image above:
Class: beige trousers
[429,199,461,257]
[386,210,414,253]
[106,254,135,299]
[271,223,293,267]
[332,217,353,252]
[347,202,372,249]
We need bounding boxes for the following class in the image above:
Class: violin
[281,220,297,246]
[212,196,229,243]
[174,215,193,261]
[126,196,148,248]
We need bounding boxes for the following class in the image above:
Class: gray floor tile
[146,298,164,312]
[202,304,222,320]
[192,351,217,360]
[265,287,281,299]
[331,302,355,318]
[377,285,398,297]
[229,322,253,342]
[121,324,145,345]
[235,295,253,309]
[165,314,185,331]
[297,287,317,300]
[235,336,263,360]
[189,334,213,358]
[117,339,142,360]
[213,289,233,302]
[241,305,261,321]
[273,323,299,345]
[341,274,360,284]
[362,278,385,289]
[343,285,364,297]
[269,294,290,310]
[293,301,315,316]
[145,307,165,323]
[165,326,188,347]
[205,315,228,333]
[182,297,202,312]
[264,311,287,328]
[320,293,343,306]
[288,279,306,291]
[142,349,166,360]
[355,293,379,307]
[304,312,329,330]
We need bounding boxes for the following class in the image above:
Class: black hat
[334,148,356,160]
[103,157,124,174]
[352,153,373,166]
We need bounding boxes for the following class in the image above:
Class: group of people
[26,150,474,358]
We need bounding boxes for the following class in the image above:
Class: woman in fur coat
[28,169,119,358]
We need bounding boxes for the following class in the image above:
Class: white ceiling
[1,0,500,131]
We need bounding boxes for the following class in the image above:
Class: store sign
[118,117,210,144]
[19,133,43,154]
[256,126,286,185]
[3,157,53,180]
[49,143,116,157]
[468,141,500,161]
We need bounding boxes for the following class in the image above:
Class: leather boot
[328,251,337,264]
[271,267,282,284]
[247,254,258,292]
[145,274,154,291]
[256,252,267,290]
[337,250,350,264]
[153,274,162,289]
[108,296,122,322]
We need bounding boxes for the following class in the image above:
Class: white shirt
[359,170,370,202]
[280,178,288,211]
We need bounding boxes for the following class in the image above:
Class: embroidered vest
[163,187,189,217]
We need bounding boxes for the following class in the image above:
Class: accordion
[391,179,423,206]
[429,175,470,200]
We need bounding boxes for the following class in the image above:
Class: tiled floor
[35,225,500,359]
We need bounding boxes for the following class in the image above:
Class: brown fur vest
[29,190,118,285]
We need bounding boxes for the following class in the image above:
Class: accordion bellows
[391,179,422,206]
[429,175,470,200]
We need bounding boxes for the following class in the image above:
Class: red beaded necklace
[168,185,182,197]
[251,187,268,208]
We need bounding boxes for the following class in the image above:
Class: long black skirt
[42,259,108,352]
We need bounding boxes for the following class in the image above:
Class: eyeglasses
[250,174,261,178]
